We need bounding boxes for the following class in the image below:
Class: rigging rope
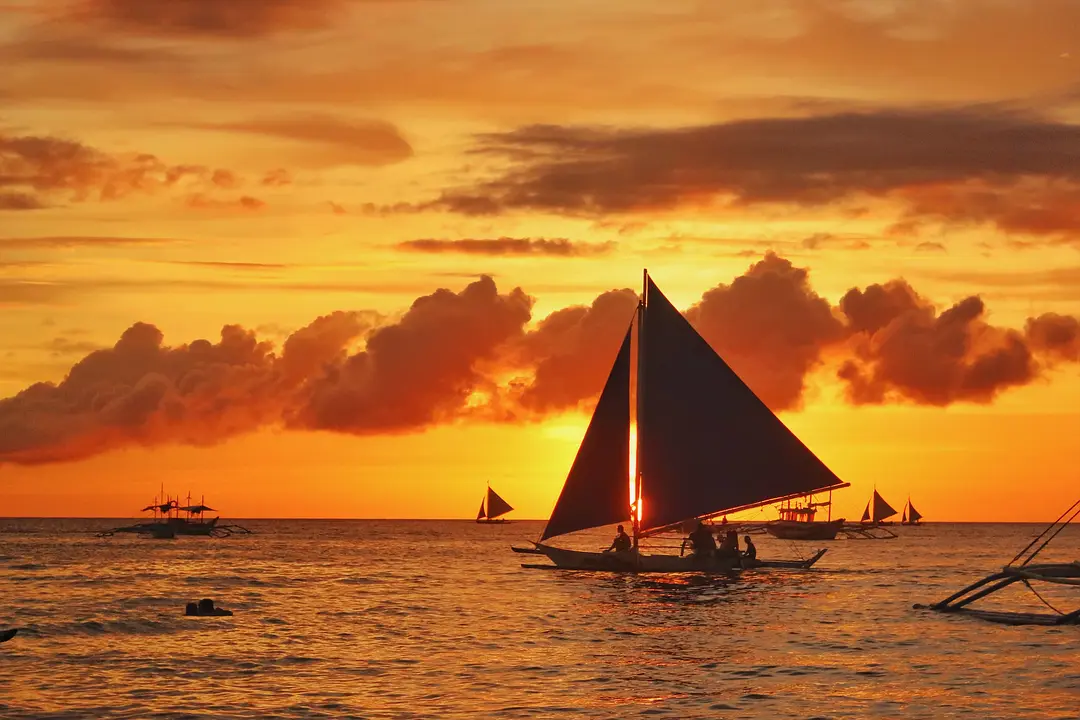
[1022,579,1067,616]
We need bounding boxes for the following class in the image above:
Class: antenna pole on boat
[632,268,647,550]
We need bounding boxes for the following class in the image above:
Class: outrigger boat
[766,493,845,540]
[901,497,923,525]
[516,271,846,573]
[96,489,252,539]
[476,485,514,524]
[917,499,1079,626]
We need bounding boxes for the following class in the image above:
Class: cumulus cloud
[428,108,1080,243]
[1,259,1077,465]
[398,237,615,257]
[0,278,531,464]
[684,253,846,411]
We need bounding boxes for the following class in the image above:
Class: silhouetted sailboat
[476,485,514,524]
[517,271,847,572]
[860,489,898,524]
[901,497,923,525]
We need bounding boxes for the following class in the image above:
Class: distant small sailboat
[476,485,514,524]
[860,489,898,525]
[901,497,923,525]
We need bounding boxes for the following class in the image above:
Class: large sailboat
[476,485,514,524]
[901,497,923,525]
[518,271,849,572]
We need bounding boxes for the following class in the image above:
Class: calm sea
[0,519,1076,719]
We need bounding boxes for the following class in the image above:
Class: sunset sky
[1,0,1078,521]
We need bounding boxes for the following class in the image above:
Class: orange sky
[1,0,1078,521]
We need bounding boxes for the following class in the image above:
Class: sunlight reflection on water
[0,520,1076,719]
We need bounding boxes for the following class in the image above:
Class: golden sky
[1,0,1078,521]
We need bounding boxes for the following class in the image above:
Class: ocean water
[0,519,1077,719]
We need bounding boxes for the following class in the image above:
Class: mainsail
[476,499,486,521]
[871,490,897,523]
[906,499,923,523]
[486,487,514,520]
[637,277,848,535]
[539,323,633,541]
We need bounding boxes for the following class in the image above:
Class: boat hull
[476,518,511,524]
[766,519,845,541]
[524,544,826,572]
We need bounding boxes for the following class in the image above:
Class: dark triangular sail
[540,322,633,541]
[486,487,513,519]
[872,490,897,523]
[476,499,486,520]
[861,503,870,522]
[902,506,908,523]
[638,277,848,534]
[907,500,922,523]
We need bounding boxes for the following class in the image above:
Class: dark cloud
[0,131,256,211]
[684,253,846,411]
[836,282,1042,405]
[0,277,530,464]
[72,0,347,39]
[1025,313,1080,363]
[429,108,1080,242]
[185,194,266,212]
[398,237,615,257]
[0,191,46,210]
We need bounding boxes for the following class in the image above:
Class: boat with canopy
[916,499,1079,626]
[476,485,514,524]
[96,488,252,538]
[517,271,848,572]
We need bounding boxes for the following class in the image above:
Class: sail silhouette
[637,278,848,535]
[540,324,632,541]
[485,487,514,519]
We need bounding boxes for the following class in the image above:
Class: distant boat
[476,485,514,524]
[901,497,923,525]
[518,270,846,572]
[860,489,898,525]
[766,494,846,541]
[96,488,252,538]
[917,499,1079,626]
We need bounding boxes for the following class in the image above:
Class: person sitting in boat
[682,520,717,559]
[605,525,632,553]
[741,535,757,565]
[716,530,740,561]
[185,598,233,617]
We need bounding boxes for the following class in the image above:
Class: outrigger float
[515,270,848,573]
[96,490,253,539]
[916,499,1079,626]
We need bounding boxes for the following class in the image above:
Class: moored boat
[520,270,849,573]
[766,495,845,540]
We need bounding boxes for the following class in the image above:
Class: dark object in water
[918,499,1079,627]
[185,598,233,617]
[0,628,16,643]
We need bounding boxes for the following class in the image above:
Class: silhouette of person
[606,525,632,552]
[742,535,757,564]
[682,520,717,559]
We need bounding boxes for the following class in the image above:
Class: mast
[633,269,647,549]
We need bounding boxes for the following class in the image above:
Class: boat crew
[605,525,632,553]
[682,520,717,559]
[742,535,757,565]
